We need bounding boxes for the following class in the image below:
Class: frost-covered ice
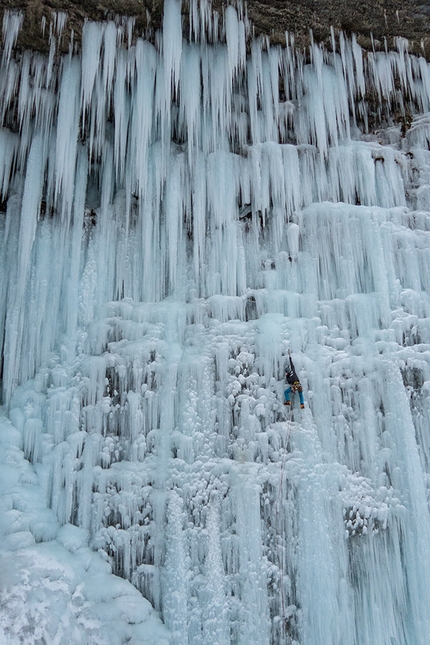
[0,413,170,645]
[2,1,430,643]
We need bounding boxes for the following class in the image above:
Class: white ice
[1,1,430,643]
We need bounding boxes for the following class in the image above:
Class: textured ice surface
[1,1,430,643]
[0,413,170,645]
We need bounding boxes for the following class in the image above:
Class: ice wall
[2,1,430,643]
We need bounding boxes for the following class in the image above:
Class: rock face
[1,0,430,56]
[246,0,430,51]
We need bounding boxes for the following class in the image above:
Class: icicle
[81,22,104,124]
[53,11,68,39]
[2,10,23,66]
[55,56,80,218]
[16,133,45,297]
[163,0,183,99]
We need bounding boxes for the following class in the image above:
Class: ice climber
[284,350,304,409]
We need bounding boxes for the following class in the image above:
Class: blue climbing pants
[284,386,304,406]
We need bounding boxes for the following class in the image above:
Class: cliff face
[2,2,430,644]
[1,0,429,56]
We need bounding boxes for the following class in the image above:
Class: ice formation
[1,1,430,643]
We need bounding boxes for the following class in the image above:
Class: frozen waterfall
[1,1,430,643]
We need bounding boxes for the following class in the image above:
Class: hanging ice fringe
[2,0,430,643]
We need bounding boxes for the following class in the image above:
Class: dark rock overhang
[0,0,429,57]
